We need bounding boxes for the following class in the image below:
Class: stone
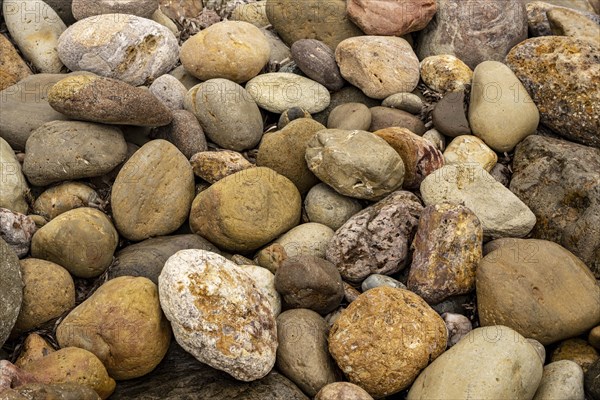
[422,129,446,151]
[291,39,343,91]
[276,309,340,396]
[313,86,380,126]
[4,383,101,400]
[275,255,344,315]
[261,28,292,70]
[444,135,498,172]
[150,110,208,159]
[231,1,269,27]
[48,74,173,126]
[278,107,312,129]
[381,93,423,114]
[57,276,171,380]
[31,207,118,278]
[420,55,473,94]
[315,382,374,400]
[266,0,363,50]
[0,34,32,91]
[169,65,201,90]
[12,258,75,334]
[108,234,220,284]
[329,287,447,398]
[509,135,600,277]
[15,332,55,370]
[257,118,324,194]
[111,139,195,241]
[304,183,363,231]
[238,265,281,317]
[191,150,254,184]
[407,326,543,400]
[369,107,427,134]
[327,103,372,130]
[585,359,600,399]
[273,222,335,260]
[361,274,406,291]
[548,6,600,39]
[416,0,528,69]
[3,0,66,73]
[246,72,330,114]
[335,36,419,100]
[0,138,28,214]
[189,167,301,252]
[477,239,600,345]
[152,7,179,34]
[44,0,75,24]
[374,127,444,190]
[533,360,585,400]
[541,0,597,12]
[407,203,483,304]
[306,129,405,201]
[158,250,277,381]
[527,1,600,37]
[552,339,599,372]
[420,164,536,238]
[72,0,159,19]
[180,21,270,83]
[57,13,179,86]
[32,181,103,221]
[469,61,539,152]
[0,238,22,348]
[149,73,187,110]
[590,326,600,351]
[346,0,436,36]
[326,191,423,282]
[0,209,37,257]
[442,312,472,347]
[431,90,471,137]
[505,36,600,148]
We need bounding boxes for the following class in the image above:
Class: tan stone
[15,333,55,369]
[590,326,600,351]
[420,55,473,94]
[0,34,32,91]
[231,1,269,27]
[443,135,498,171]
[33,182,103,221]
[551,338,599,372]
[316,382,374,400]
[191,150,254,184]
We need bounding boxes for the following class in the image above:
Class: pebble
[291,39,343,91]
[246,72,331,114]
[150,110,208,159]
[420,55,473,94]
[191,150,254,184]
[527,1,600,37]
[169,65,201,90]
[189,167,301,252]
[327,103,372,131]
[275,255,344,315]
[381,93,424,115]
[444,135,498,172]
[276,309,340,396]
[329,287,447,398]
[278,107,312,129]
[3,0,66,73]
[335,36,420,100]
[158,250,277,381]
[346,0,436,36]
[343,282,361,303]
[442,313,472,347]
[477,239,600,345]
[361,274,407,292]
[533,360,585,400]
[32,181,103,221]
[306,129,405,201]
[431,90,471,137]
[111,139,195,241]
[231,1,269,27]
[71,0,159,20]
[149,74,187,110]
[590,326,600,351]
[420,164,537,238]
[313,87,379,126]
[274,222,335,261]
[315,382,374,400]
[422,129,446,151]
[238,265,281,317]
[0,209,37,257]
[0,34,32,91]
[552,338,599,372]
[326,191,423,282]
[44,0,76,25]
[58,14,179,86]
[304,183,363,231]
[0,138,29,214]
[0,238,22,348]
[369,106,427,135]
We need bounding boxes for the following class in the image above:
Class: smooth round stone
[231,1,269,27]
[442,312,472,347]
[57,14,179,86]
[0,238,22,348]
[191,151,254,184]
[291,39,343,91]
[159,250,277,381]
[329,287,447,398]
[57,276,171,380]
[444,135,498,172]
[306,129,405,201]
[327,103,372,131]
[313,86,380,126]
[274,222,335,261]
[0,34,32,91]
[276,309,340,396]
[0,138,28,214]
[347,0,436,36]
[361,274,406,291]
[275,255,344,315]
[180,21,270,83]
[189,167,301,252]
[12,259,74,334]
[238,265,281,317]
[477,239,600,345]
[369,107,427,134]
[72,0,159,19]
[3,0,66,73]
[304,183,363,231]
[469,61,539,152]
[31,208,118,278]
[277,107,312,129]
[420,55,473,94]
[551,339,599,372]
[111,140,195,241]
[315,382,374,400]
[246,73,330,114]
[150,110,208,159]
[407,326,543,400]
[335,36,419,100]
[422,129,446,151]
[149,74,187,110]
[533,360,585,400]
[33,182,102,221]
[0,209,37,258]
[431,90,471,137]
[382,93,424,114]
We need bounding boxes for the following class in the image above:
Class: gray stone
[369,107,426,134]
[149,74,187,110]
[533,360,585,400]
[432,91,471,137]
[0,208,37,258]
[0,238,23,348]
[304,183,363,231]
[291,39,343,91]
[150,110,208,159]
[44,0,75,24]
[313,86,379,125]
[382,93,423,115]
[274,222,334,261]
[327,103,371,131]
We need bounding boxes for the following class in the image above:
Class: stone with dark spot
[369,107,426,135]
[432,90,471,137]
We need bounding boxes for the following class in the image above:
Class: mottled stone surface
[0,238,22,348]
[533,360,585,400]
[551,338,599,372]
[191,150,254,184]
[0,34,32,91]
[315,382,374,400]
[0,209,37,257]
[347,0,436,36]
[420,54,473,94]
[72,0,159,19]
[150,109,208,159]
[369,107,427,135]
[291,39,343,91]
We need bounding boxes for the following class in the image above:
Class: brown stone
[431,91,471,137]
[291,39,343,91]
[369,107,426,134]
[0,34,32,91]
[191,150,254,184]
[347,0,436,36]
[15,333,55,369]
[327,103,372,131]
[551,338,599,372]
[315,382,374,400]
[150,110,208,159]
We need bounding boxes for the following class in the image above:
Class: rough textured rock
[22,121,127,186]
[158,250,277,381]
[346,0,436,36]
[369,107,427,135]
[527,1,600,37]
[304,183,363,231]
[111,139,195,241]
[0,209,37,258]
[505,36,600,148]
[31,207,118,278]
[533,360,585,400]
[189,167,301,252]
[238,265,281,317]
[306,129,405,201]
[291,39,343,91]
[72,0,159,19]
[32,182,103,222]
[3,382,102,400]
[431,90,471,137]
[420,55,473,94]
[191,150,254,183]
[420,164,536,238]
[547,6,600,39]
[417,0,528,69]
[407,326,543,400]
[278,107,312,129]
[0,138,29,214]
[477,239,600,345]
[329,287,447,398]
[551,338,599,372]
[510,135,600,277]
[326,191,422,282]
[150,109,208,159]
[57,13,179,86]
[315,382,374,400]
[0,238,22,348]
[444,135,498,172]
[57,276,171,380]
[408,203,483,304]
[0,34,32,91]
[442,312,473,347]
[335,36,419,100]
[585,359,600,399]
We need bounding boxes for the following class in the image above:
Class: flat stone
[381,93,423,114]
[312,85,379,125]
[32,181,103,221]
[432,90,471,137]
